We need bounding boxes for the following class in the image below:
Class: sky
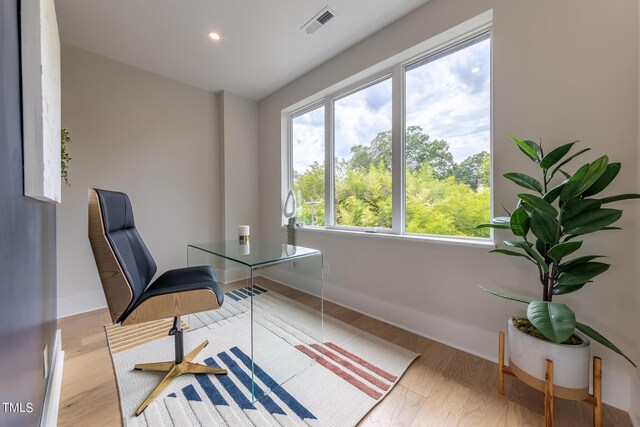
[292,35,491,175]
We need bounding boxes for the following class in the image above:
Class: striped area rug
[106,286,419,427]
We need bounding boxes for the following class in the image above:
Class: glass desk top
[187,240,321,268]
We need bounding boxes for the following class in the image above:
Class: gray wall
[258,0,639,409]
[57,44,221,317]
[0,1,58,426]
[220,91,259,241]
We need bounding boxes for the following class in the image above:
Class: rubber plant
[478,135,638,367]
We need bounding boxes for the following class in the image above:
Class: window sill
[281,225,496,249]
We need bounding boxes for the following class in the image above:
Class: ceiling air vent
[302,6,337,35]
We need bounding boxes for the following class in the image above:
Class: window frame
[284,12,494,245]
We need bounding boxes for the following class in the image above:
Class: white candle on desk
[238,225,250,243]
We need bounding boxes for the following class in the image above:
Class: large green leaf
[559,163,590,201]
[539,142,577,170]
[564,208,622,235]
[556,262,610,286]
[562,199,602,223]
[601,193,640,204]
[530,210,559,244]
[556,255,604,273]
[582,163,621,197]
[479,286,530,304]
[511,135,542,163]
[505,240,549,272]
[575,322,636,367]
[549,148,591,180]
[527,301,576,343]
[576,156,609,196]
[490,249,536,264]
[510,206,530,237]
[535,239,547,257]
[547,241,582,260]
[504,173,543,194]
[543,181,566,204]
[518,194,558,217]
[553,283,586,295]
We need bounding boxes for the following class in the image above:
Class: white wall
[57,44,221,317]
[220,91,260,241]
[634,2,640,422]
[258,0,639,410]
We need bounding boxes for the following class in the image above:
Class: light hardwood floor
[57,280,632,427]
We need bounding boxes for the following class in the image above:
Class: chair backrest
[88,188,157,323]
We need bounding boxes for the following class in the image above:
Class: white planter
[508,318,590,400]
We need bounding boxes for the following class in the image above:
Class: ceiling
[55,0,430,100]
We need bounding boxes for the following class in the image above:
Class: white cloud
[291,36,491,171]
[292,106,324,174]
[335,78,392,160]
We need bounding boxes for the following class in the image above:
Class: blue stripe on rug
[229,346,316,420]
[204,357,255,410]
[194,372,228,406]
[182,384,202,402]
[253,285,268,293]
[217,352,285,416]
[236,288,251,297]
[231,290,248,300]
[226,292,241,302]
[250,287,263,294]
[167,393,176,398]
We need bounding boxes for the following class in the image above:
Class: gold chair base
[133,339,227,416]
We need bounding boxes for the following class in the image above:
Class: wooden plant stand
[498,331,603,427]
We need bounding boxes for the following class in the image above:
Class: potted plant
[478,135,637,399]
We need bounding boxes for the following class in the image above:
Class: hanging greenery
[61,128,72,186]
[287,216,297,246]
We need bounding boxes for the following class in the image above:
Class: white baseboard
[259,271,635,413]
[57,290,106,318]
[40,330,64,427]
[218,267,251,284]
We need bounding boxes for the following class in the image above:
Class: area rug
[106,285,419,427]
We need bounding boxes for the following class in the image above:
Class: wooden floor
[58,280,632,427]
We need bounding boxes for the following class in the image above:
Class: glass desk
[186,240,323,401]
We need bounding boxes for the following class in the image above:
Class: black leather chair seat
[120,266,224,321]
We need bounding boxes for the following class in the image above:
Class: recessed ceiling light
[208,32,221,41]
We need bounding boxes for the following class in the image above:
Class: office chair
[87,188,226,415]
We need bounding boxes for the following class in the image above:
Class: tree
[293,127,491,237]
[293,161,325,226]
[405,126,455,179]
[348,126,456,180]
[454,151,490,190]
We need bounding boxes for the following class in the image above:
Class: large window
[287,24,492,242]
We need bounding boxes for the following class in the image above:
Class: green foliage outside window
[293,125,491,238]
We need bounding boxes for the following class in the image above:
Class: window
[285,20,492,242]
[405,34,491,238]
[334,78,392,229]
[291,105,325,226]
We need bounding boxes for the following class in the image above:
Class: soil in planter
[513,317,583,345]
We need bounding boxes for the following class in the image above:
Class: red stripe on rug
[310,344,390,391]
[295,345,382,400]
[324,342,398,382]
